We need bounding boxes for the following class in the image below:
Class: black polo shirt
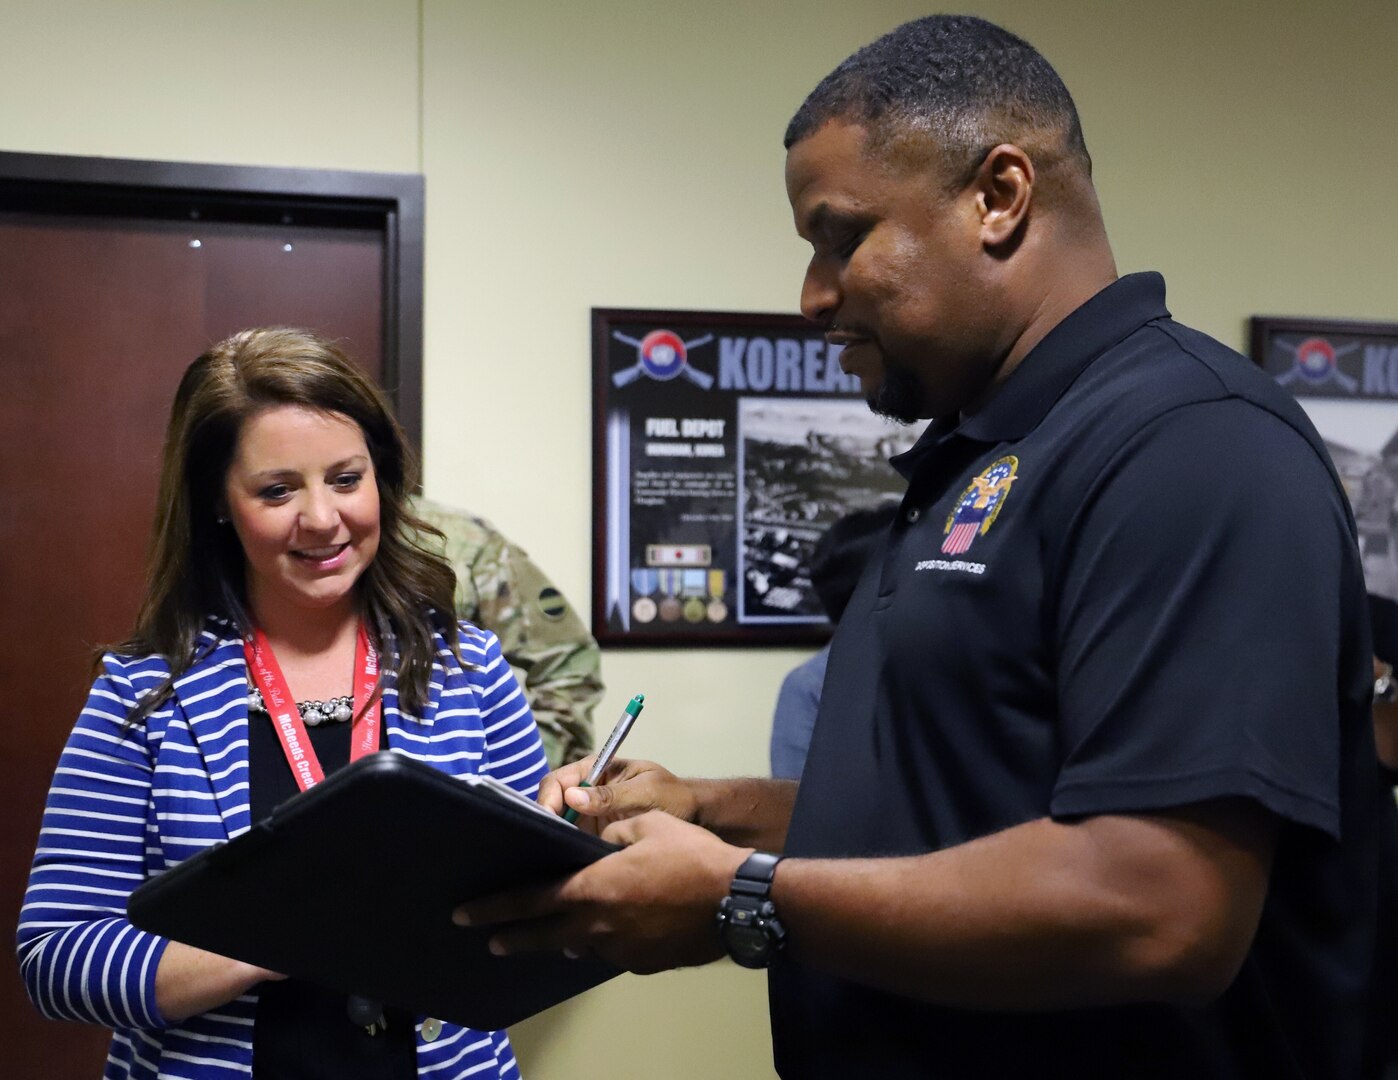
[770,273,1398,1079]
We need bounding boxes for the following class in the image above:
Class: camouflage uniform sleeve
[413,497,603,768]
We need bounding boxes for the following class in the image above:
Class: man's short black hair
[785,14,1090,186]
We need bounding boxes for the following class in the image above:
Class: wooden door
[0,154,418,1077]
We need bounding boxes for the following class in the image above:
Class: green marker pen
[563,693,645,825]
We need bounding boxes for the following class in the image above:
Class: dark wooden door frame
[0,153,423,1075]
[0,149,424,447]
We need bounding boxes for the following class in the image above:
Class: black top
[248,707,416,1079]
[771,273,1398,1078]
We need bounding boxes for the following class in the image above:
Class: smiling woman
[15,328,549,1080]
[129,328,452,723]
[223,405,383,631]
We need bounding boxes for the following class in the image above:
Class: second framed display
[1252,314,1398,605]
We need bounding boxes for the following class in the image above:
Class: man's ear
[973,144,1034,248]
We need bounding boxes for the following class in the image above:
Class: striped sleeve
[16,655,171,1030]
[491,1028,520,1076]
[459,625,549,797]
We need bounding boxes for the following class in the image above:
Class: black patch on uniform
[538,587,567,620]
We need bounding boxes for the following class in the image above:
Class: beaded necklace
[247,686,353,727]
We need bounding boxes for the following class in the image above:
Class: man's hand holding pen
[542,755,701,835]
[453,689,770,975]
[452,790,751,974]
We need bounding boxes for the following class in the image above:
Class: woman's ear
[973,143,1034,248]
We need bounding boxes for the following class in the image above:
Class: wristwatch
[1376,662,1398,704]
[716,852,787,969]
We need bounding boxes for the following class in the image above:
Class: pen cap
[625,694,645,716]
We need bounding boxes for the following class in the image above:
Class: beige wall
[0,0,420,171]
[2,1,1395,1077]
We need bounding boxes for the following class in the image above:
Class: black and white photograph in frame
[738,397,918,624]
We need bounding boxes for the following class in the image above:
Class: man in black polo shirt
[462,15,1398,1078]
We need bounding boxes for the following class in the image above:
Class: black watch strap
[732,851,783,894]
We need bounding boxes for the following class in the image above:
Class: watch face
[720,898,776,968]
[724,925,771,968]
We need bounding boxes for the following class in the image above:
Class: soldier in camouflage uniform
[413,498,601,767]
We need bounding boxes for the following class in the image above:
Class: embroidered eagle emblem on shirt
[942,456,1019,555]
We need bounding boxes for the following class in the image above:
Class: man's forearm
[769,803,1273,1010]
[689,777,798,851]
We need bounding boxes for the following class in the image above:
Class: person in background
[413,499,601,768]
[17,328,548,1080]
[462,15,1398,1079]
[771,503,898,779]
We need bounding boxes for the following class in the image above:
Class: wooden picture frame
[592,307,918,647]
[1251,313,1398,615]
[1250,314,1398,403]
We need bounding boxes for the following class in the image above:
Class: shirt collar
[890,272,1170,479]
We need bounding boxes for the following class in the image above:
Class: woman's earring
[216,515,230,524]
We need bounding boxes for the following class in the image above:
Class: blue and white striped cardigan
[17,618,551,1080]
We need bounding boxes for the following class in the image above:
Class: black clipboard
[128,752,620,1030]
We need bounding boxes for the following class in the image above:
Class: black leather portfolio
[128,752,620,1029]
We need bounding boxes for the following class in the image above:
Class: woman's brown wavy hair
[116,328,459,724]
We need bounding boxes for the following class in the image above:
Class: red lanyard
[243,622,383,792]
